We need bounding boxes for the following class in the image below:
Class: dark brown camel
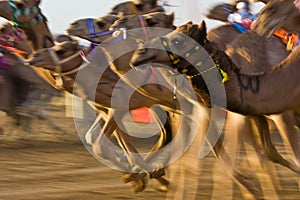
[206,0,300,170]
[130,21,300,199]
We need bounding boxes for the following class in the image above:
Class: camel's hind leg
[250,116,300,174]
[270,110,300,167]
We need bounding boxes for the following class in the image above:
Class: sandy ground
[1,95,300,200]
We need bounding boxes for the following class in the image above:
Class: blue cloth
[231,22,247,33]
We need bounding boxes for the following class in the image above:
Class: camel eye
[56,50,64,55]
[15,3,25,9]
[97,21,105,28]
[145,18,157,27]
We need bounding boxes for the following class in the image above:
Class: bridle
[87,18,115,50]
[47,48,89,76]
[160,36,229,83]
[0,25,26,47]
[46,47,89,88]
[9,0,44,28]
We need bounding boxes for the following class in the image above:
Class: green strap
[8,0,43,28]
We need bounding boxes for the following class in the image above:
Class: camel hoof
[122,173,148,192]
[150,168,165,179]
[132,176,147,193]
[122,173,134,183]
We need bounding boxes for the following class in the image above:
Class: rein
[9,0,44,28]
[47,48,88,76]
[47,47,89,89]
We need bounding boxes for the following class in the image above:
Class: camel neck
[22,20,54,51]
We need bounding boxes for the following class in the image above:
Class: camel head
[111,12,175,30]
[110,0,163,15]
[252,0,299,37]
[110,12,175,43]
[130,21,208,72]
[1,0,42,24]
[27,41,82,72]
[66,15,119,43]
[0,22,32,57]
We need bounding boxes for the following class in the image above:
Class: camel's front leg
[92,109,132,171]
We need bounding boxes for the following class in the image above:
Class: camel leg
[250,116,300,174]
[270,110,300,167]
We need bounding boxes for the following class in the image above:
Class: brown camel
[130,21,300,199]
[253,0,300,37]
[27,39,202,192]
[28,12,199,192]
[206,0,300,171]
[109,0,165,15]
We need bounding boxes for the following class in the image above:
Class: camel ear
[168,12,175,22]
[198,20,207,35]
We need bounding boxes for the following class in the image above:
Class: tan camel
[27,39,203,192]
[28,12,197,192]
[130,21,300,199]
[109,0,165,15]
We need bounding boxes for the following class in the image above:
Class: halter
[87,18,115,50]
[9,0,44,28]
[0,26,26,47]
[160,36,229,83]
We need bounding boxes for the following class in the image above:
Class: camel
[109,0,165,15]
[130,21,300,199]
[28,12,199,192]
[205,0,300,170]
[27,39,203,192]
[0,0,66,134]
